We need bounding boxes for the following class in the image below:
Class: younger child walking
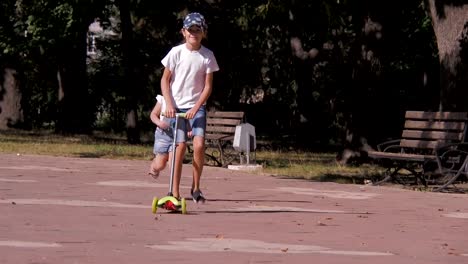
[148,95,171,179]
[148,95,191,180]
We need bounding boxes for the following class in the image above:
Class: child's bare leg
[149,154,168,179]
[171,142,186,198]
[191,136,204,192]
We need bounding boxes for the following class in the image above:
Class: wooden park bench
[187,111,245,167]
[367,111,468,192]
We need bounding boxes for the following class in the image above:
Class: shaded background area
[1,0,467,158]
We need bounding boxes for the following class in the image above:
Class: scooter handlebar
[162,112,187,118]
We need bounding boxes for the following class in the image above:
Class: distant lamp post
[87,32,97,55]
[87,20,103,57]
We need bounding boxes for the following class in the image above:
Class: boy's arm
[161,67,176,118]
[185,72,214,119]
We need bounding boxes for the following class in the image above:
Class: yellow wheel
[152,197,158,214]
[181,198,187,214]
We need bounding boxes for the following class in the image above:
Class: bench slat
[402,130,464,141]
[399,139,446,149]
[206,134,234,141]
[207,118,242,126]
[207,112,245,119]
[367,150,435,161]
[206,126,237,134]
[405,111,468,120]
[404,120,466,131]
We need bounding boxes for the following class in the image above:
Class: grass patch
[0,129,383,183]
[0,130,154,160]
[256,150,382,183]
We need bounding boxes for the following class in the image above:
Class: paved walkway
[0,153,467,263]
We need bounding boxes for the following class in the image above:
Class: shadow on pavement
[206,198,315,204]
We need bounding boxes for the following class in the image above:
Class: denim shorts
[153,120,185,154]
[153,127,173,154]
[153,107,206,154]
[174,106,207,141]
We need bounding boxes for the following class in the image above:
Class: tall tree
[55,2,94,133]
[0,1,24,129]
[1,0,107,132]
[427,0,468,111]
[0,67,23,129]
[54,1,108,133]
[118,0,140,143]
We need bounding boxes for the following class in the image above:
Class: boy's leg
[188,106,207,202]
[192,136,205,192]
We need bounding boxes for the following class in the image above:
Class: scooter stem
[168,113,186,194]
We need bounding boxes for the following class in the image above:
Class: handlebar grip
[162,112,187,118]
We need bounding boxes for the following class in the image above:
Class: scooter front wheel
[181,198,187,214]
[151,197,159,214]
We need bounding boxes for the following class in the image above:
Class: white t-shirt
[156,94,166,120]
[161,43,219,109]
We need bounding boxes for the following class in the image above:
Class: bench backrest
[206,111,245,140]
[400,111,468,150]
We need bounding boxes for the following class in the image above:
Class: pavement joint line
[270,187,379,199]
[0,198,350,214]
[0,165,77,172]
[230,205,346,213]
[443,212,468,219]
[0,178,188,189]
[0,240,62,248]
[0,238,401,256]
[0,198,148,209]
[147,238,393,256]
[0,178,36,183]
[93,180,189,189]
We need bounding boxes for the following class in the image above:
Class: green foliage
[0,0,441,149]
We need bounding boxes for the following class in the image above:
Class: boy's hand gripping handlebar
[162,112,187,118]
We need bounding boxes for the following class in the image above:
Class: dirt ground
[0,153,467,264]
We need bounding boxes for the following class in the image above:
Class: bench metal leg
[373,174,393,186]
[201,139,240,168]
[433,155,468,192]
[373,165,425,186]
[204,148,222,167]
[373,167,401,186]
[216,140,226,167]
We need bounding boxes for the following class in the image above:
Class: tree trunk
[55,30,93,134]
[119,0,140,144]
[0,68,23,129]
[427,0,468,111]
